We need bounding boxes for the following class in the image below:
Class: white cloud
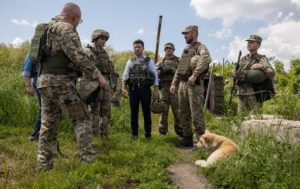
[11,18,38,27]
[227,20,300,69]
[190,0,296,39]
[227,36,248,62]
[190,0,290,25]
[12,37,24,48]
[80,36,90,46]
[258,20,300,67]
[291,0,300,8]
[134,28,145,35]
[210,27,232,39]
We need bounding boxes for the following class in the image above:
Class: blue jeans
[31,77,41,138]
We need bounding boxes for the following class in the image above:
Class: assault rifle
[229,50,242,106]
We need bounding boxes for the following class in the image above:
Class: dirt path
[168,163,211,189]
[167,148,211,189]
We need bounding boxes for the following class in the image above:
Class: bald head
[60,2,82,28]
[61,2,80,16]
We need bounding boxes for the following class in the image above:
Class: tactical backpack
[29,23,49,64]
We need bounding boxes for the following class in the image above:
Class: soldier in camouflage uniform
[233,35,275,114]
[36,3,106,170]
[170,25,212,147]
[83,29,114,138]
[156,42,183,136]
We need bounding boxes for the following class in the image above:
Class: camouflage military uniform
[237,35,275,114]
[237,53,275,114]
[156,55,182,135]
[37,21,101,169]
[84,45,114,137]
[172,41,211,139]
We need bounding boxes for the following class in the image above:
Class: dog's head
[195,130,214,149]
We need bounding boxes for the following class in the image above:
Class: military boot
[180,136,193,147]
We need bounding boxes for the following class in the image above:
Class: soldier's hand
[170,85,176,95]
[98,75,107,88]
[26,85,35,96]
[110,90,115,98]
[188,75,197,85]
[153,86,160,100]
[251,64,264,70]
[121,81,128,98]
[122,88,128,98]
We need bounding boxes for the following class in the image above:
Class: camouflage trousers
[238,95,262,115]
[178,81,205,138]
[91,87,111,137]
[159,85,182,134]
[37,85,95,170]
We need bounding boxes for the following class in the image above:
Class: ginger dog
[195,130,238,167]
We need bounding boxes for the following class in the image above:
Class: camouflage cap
[91,29,110,41]
[182,25,198,34]
[164,42,175,50]
[246,35,262,43]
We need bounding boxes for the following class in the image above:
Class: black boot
[180,136,193,147]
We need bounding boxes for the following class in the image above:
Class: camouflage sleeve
[109,61,115,88]
[61,27,101,80]
[171,70,179,87]
[260,56,275,79]
[193,45,212,77]
[156,60,163,70]
[156,59,163,78]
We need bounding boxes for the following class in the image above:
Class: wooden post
[154,15,163,63]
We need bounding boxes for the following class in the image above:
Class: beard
[185,37,193,44]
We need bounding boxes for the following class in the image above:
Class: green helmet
[91,29,110,42]
[150,99,168,114]
[245,70,266,84]
[164,42,175,50]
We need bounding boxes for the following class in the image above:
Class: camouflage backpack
[29,23,49,64]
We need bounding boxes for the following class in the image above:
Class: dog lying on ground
[194,130,238,167]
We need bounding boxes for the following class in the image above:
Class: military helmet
[150,99,168,114]
[91,29,110,42]
[164,42,175,50]
[78,78,99,101]
[245,70,266,84]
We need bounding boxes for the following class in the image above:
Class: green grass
[0,115,182,189]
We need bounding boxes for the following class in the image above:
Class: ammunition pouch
[65,102,87,121]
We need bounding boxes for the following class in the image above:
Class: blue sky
[1,0,300,68]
